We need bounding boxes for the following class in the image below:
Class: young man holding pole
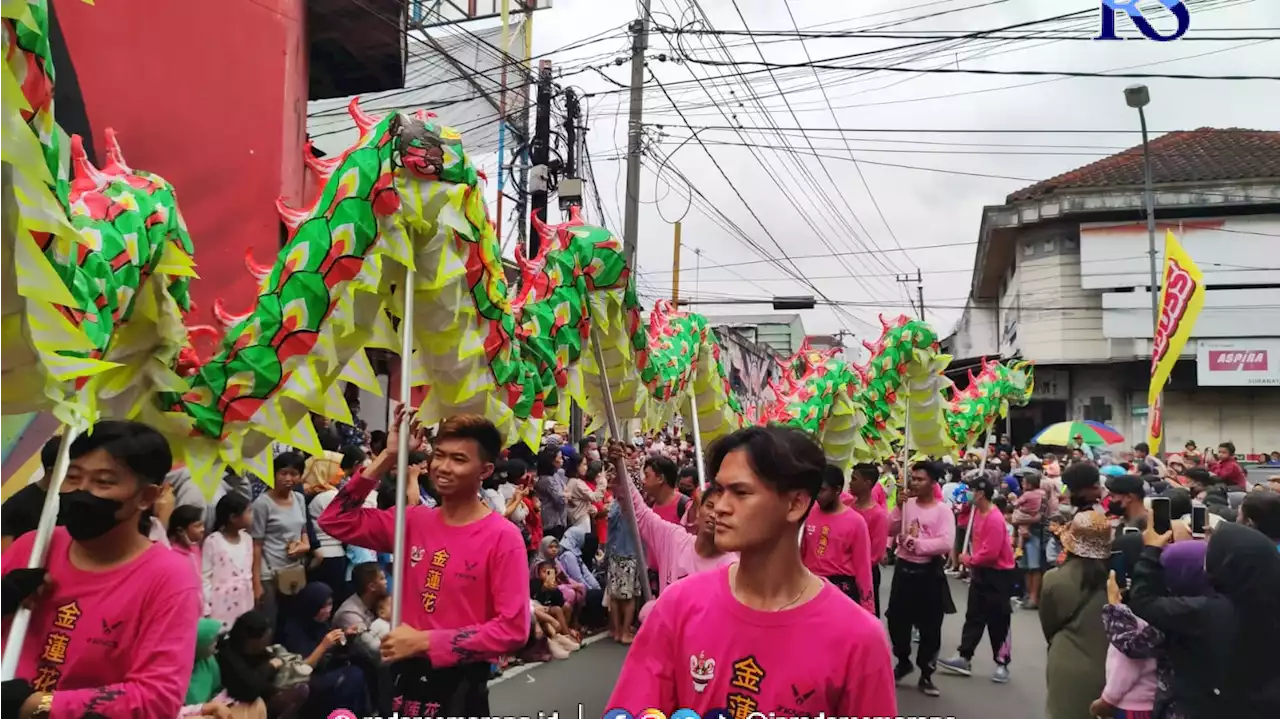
[1,421,201,719]
[938,471,1015,683]
[318,409,529,714]
[886,460,955,697]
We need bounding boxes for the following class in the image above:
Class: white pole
[391,270,415,627]
[687,387,707,492]
[2,428,78,680]
[590,326,652,605]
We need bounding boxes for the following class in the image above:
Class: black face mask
[57,490,127,541]
[1106,501,1127,517]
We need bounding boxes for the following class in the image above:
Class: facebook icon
[1097,0,1191,42]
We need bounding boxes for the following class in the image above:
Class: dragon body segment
[946,358,1035,450]
[3,0,194,426]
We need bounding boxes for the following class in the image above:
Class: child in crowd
[1092,572,1159,719]
[1011,473,1045,547]
[369,596,392,642]
[530,561,580,658]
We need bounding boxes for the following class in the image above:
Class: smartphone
[1122,525,1141,536]
[1191,502,1208,538]
[1151,496,1172,535]
[1109,549,1128,587]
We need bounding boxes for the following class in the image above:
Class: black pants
[957,567,1013,666]
[545,525,567,541]
[389,659,490,715]
[828,574,862,606]
[887,560,950,677]
[872,564,882,618]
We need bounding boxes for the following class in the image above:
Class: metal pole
[590,326,653,605]
[688,388,707,492]
[671,221,682,304]
[1138,105,1164,446]
[1139,106,1160,336]
[529,60,553,257]
[390,270,416,628]
[2,428,79,679]
[563,86,585,445]
[621,3,652,269]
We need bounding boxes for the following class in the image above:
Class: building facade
[944,129,1280,457]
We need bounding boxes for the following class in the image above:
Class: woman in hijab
[277,582,370,715]
[217,611,308,719]
[559,527,606,628]
[1130,520,1280,718]
[530,536,586,637]
[180,619,268,718]
[1040,510,1111,719]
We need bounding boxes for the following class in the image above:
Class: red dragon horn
[348,97,379,135]
[212,298,252,329]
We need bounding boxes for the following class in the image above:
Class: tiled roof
[1006,127,1280,202]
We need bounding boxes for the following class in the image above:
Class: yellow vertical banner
[1146,230,1206,452]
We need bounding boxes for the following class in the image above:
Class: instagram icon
[327,711,358,719]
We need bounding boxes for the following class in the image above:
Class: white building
[944,128,1280,458]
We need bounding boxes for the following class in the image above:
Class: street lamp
[675,295,817,310]
[1124,84,1161,337]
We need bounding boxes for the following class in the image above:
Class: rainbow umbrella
[1031,420,1125,447]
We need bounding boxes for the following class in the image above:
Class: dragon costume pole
[2,428,79,680]
[687,389,708,492]
[590,326,653,605]
[391,271,417,627]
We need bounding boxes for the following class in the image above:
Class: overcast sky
[474,0,1280,344]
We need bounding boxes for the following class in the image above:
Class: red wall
[55,0,309,336]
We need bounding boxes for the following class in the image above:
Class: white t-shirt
[941,481,962,505]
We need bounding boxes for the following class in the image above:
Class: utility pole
[895,270,925,321]
[915,268,926,322]
[621,2,652,269]
[561,86,585,444]
[529,59,554,258]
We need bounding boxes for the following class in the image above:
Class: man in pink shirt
[939,471,1015,684]
[606,426,897,717]
[319,411,529,715]
[849,463,890,617]
[802,465,875,613]
[1,421,202,719]
[887,460,956,697]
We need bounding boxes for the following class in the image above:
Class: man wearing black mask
[676,467,698,498]
[1105,475,1148,529]
[1,421,201,718]
[1,435,65,552]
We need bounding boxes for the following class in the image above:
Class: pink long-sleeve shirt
[318,470,530,667]
[889,497,955,563]
[1,528,201,719]
[966,504,1015,570]
[1102,645,1158,711]
[607,565,897,716]
[853,501,890,565]
[630,484,736,594]
[801,505,874,613]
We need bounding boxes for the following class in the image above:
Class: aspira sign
[1197,341,1280,387]
[1098,0,1191,42]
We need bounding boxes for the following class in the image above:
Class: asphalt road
[489,569,1049,719]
